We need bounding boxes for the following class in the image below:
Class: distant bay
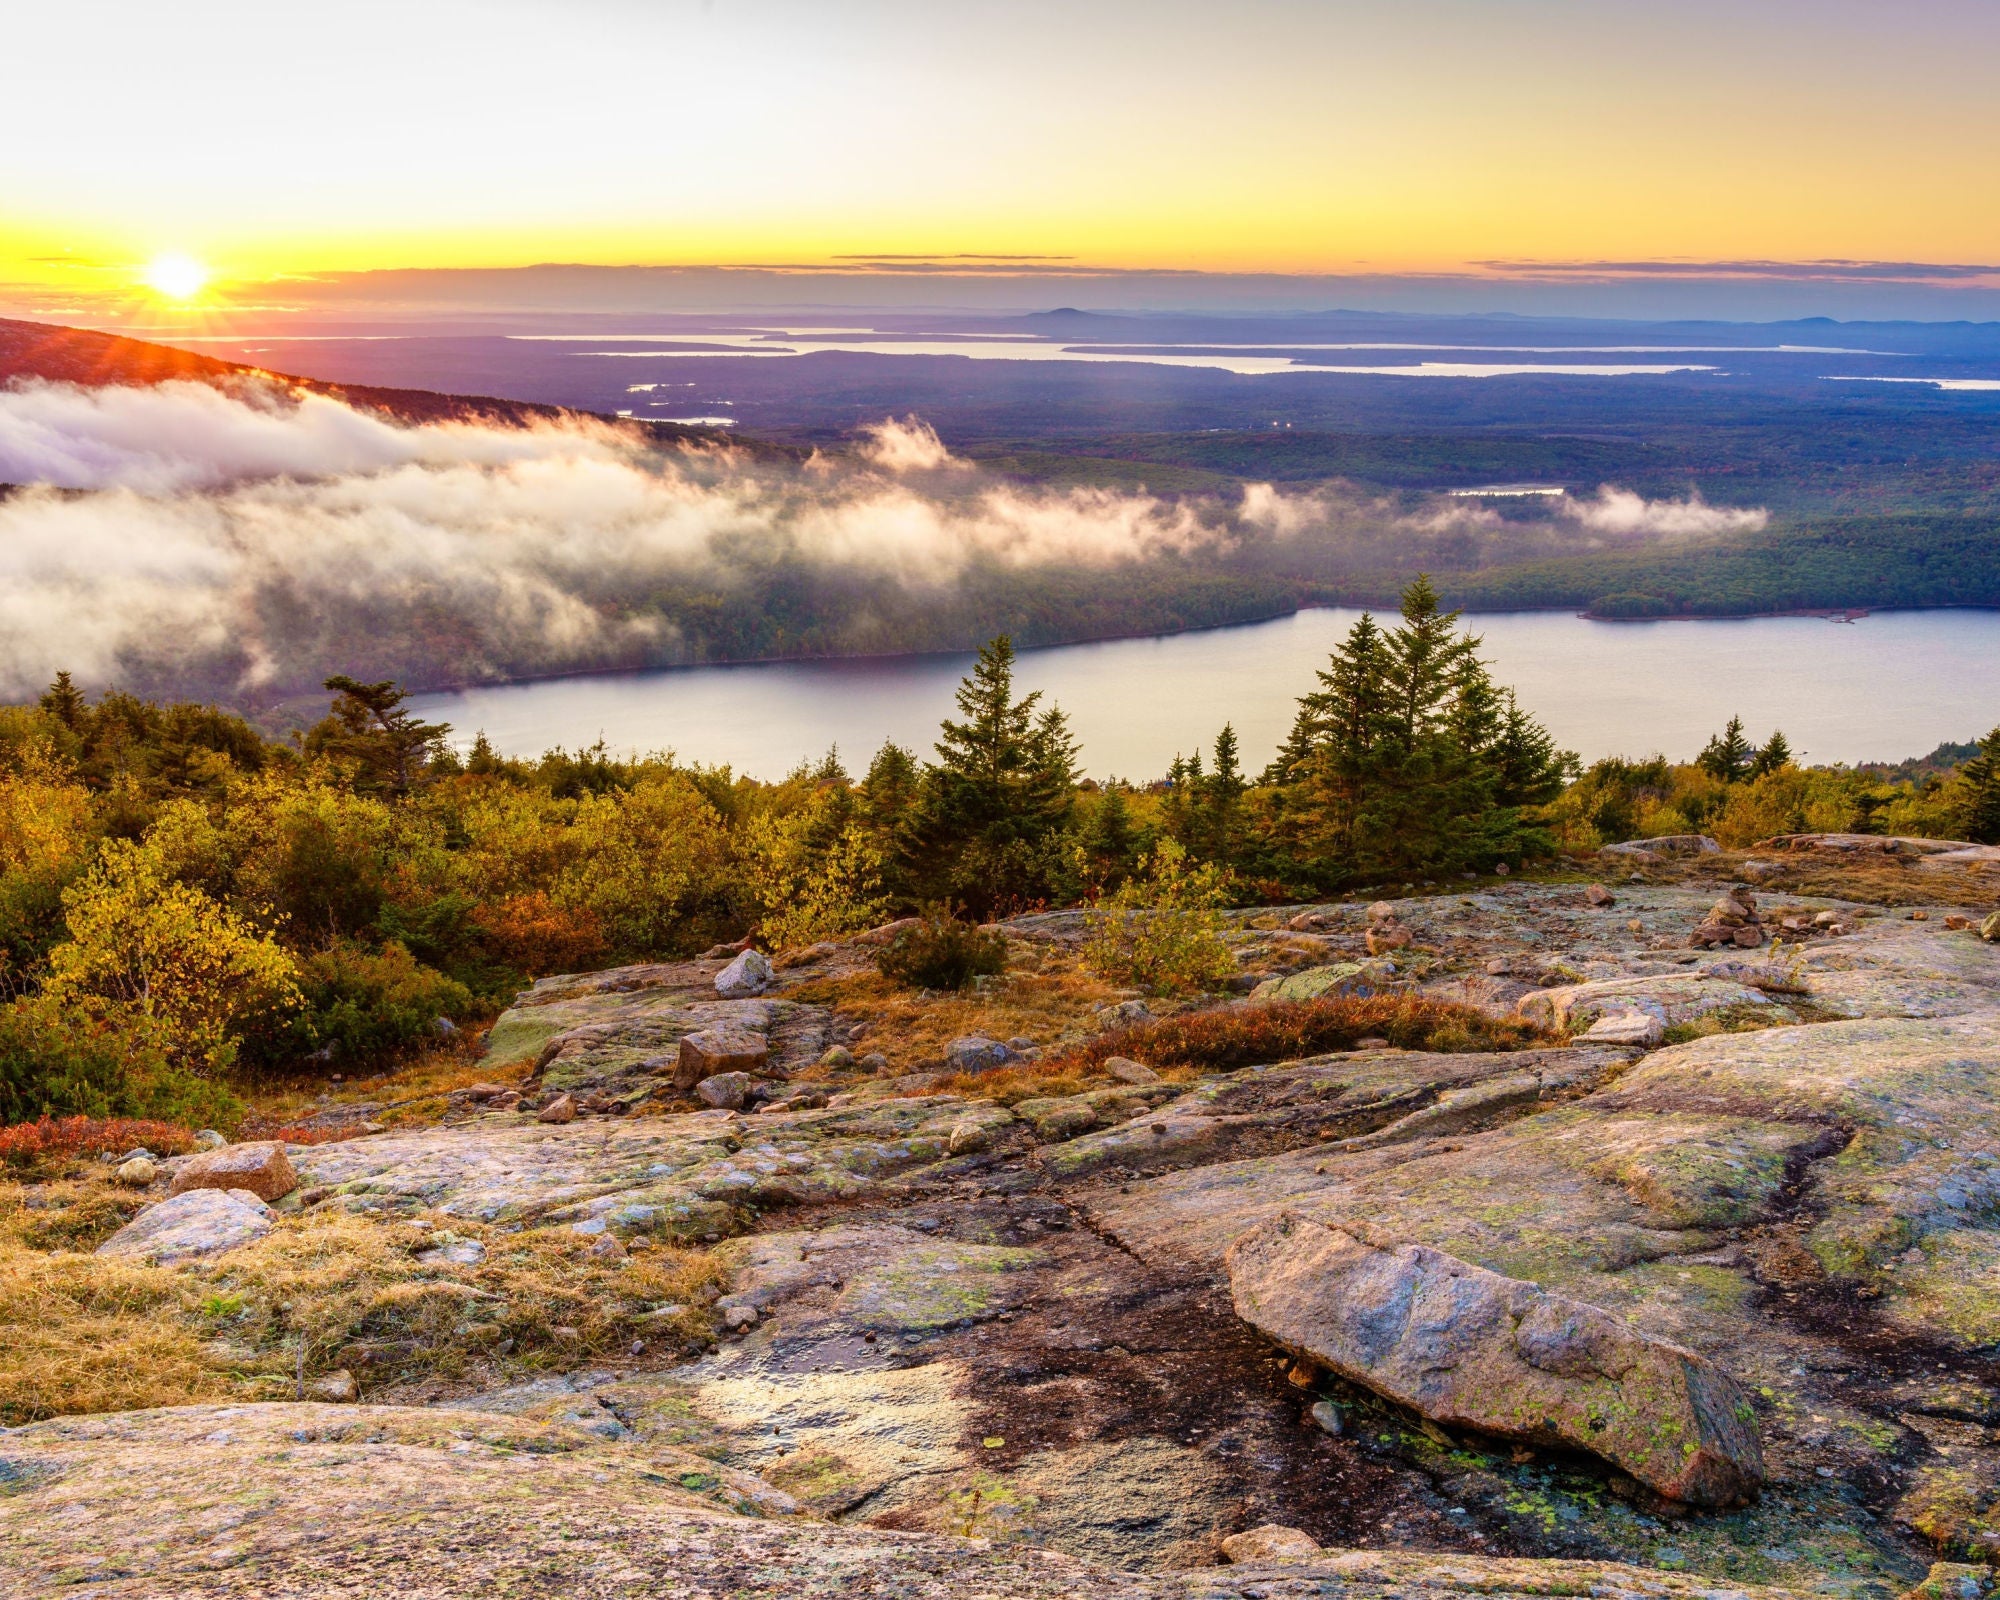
[410,607,2000,780]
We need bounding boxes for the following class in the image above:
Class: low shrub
[1046,993,1548,1078]
[876,907,1007,992]
[276,940,475,1066]
[1082,841,1236,994]
[0,1115,198,1167]
[0,999,240,1131]
[468,891,607,979]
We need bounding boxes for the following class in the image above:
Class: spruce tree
[307,677,451,795]
[1748,730,1792,778]
[39,671,87,731]
[1697,716,1755,783]
[904,637,1077,912]
[1955,726,2000,844]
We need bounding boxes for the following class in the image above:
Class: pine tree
[1197,724,1247,862]
[1079,785,1143,889]
[1748,730,1793,778]
[1955,726,2000,844]
[39,671,87,731]
[465,731,504,776]
[862,740,921,825]
[1697,716,1755,783]
[306,677,451,795]
[904,637,1078,912]
[1272,578,1571,884]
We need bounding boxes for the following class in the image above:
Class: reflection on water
[411,608,2000,781]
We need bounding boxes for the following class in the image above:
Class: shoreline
[395,599,1988,710]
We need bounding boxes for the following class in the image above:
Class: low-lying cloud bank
[0,381,1765,703]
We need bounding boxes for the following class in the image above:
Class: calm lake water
[410,607,2000,780]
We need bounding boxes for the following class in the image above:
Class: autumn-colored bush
[469,890,607,977]
[0,1115,197,1167]
[1045,993,1548,1078]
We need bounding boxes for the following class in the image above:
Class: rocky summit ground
[9,838,2000,1599]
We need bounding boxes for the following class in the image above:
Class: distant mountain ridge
[0,317,763,450]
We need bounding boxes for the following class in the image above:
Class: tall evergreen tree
[39,672,86,730]
[1955,726,2000,844]
[306,677,450,796]
[1748,730,1793,778]
[1697,716,1755,783]
[1268,578,1572,884]
[904,637,1078,913]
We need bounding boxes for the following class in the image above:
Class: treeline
[1442,514,2000,618]
[3,577,1993,1132]
[0,581,1570,1127]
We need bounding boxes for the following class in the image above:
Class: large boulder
[167,1140,297,1203]
[1226,1216,1765,1507]
[674,1027,770,1089]
[1601,834,1719,860]
[715,948,774,998]
[95,1188,274,1264]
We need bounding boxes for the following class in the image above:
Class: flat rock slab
[1519,974,1793,1032]
[287,1097,991,1238]
[1227,1217,1765,1506]
[0,1401,1834,1600]
[484,979,834,1100]
[95,1188,273,1263]
[1046,1046,1620,1182]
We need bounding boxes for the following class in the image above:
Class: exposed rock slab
[1226,1217,1765,1505]
[0,1400,1837,1600]
[95,1187,274,1263]
[286,1097,995,1237]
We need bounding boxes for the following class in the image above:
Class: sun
[140,253,211,301]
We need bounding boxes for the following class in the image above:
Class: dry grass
[933,993,1552,1099]
[241,1031,525,1135]
[0,1168,724,1425]
[787,957,1125,1076]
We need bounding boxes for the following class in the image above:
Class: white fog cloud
[0,382,1216,698]
[1560,486,1769,538]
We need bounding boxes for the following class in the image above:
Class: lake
[409,607,2000,780]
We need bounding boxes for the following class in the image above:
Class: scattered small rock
[1689,885,1766,950]
[948,1118,993,1155]
[1945,914,1971,930]
[1309,1400,1343,1437]
[308,1369,359,1403]
[945,1036,1018,1074]
[1103,1056,1160,1085]
[675,1027,771,1088]
[113,1156,156,1188]
[818,1045,855,1072]
[1220,1524,1323,1563]
[695,1072,753,1110]
[1582,1011,1666,1047]
[538,1094,577,1125]
[1583,883,1616,908]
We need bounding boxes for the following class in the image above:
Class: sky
[4,0,1999,319]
